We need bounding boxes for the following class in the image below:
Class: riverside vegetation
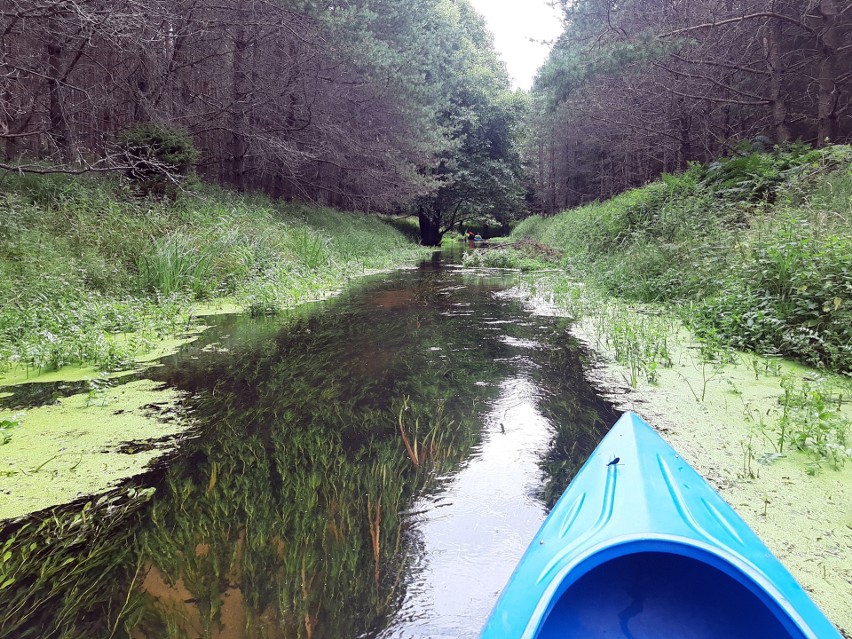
[514,144,852,374]
[0,263,616,638]
[0,171,428,382]
[495,145,851,633]
[504,144,852,471]
[464,145,851,471]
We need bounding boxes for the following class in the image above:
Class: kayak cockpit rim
[521,536,817,639]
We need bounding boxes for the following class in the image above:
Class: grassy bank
[0,172,428,378]
[515,144,852,375]
[509,143,852,473]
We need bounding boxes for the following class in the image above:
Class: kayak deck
[481,412,842,639]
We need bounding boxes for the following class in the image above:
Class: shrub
[117,124,199,198]
[690,229,852,373]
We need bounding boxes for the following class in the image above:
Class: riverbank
[0,172,430,521]
[514,274,851,636]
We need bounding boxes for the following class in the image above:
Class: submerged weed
[0,488,154,639]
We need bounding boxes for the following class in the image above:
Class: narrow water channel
[0,250,619,639]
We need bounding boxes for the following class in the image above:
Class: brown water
[0,250,618,639]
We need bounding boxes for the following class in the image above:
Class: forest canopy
[3,0,850,236]
[0,0,525,244]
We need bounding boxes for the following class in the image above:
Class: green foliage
[0,413,23,445]
[0,488,153,639]
[690,227,852,371]
[512,145,852,374]
[777,376,850,470]
[537,29,676,103]
[411,4,527,244]
[697,143,825,204]
[0,171,428,374]
[0,294,189,372]
[461,242,558,271]
[117,124,199,198]
[462,249,516,269]
[380,215,421,242]
[137,234,215,298]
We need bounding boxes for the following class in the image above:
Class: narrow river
[1,249,619,639]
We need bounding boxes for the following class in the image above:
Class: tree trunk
[230,27,248,190]
[547,141,557,215]
[46,35,70,161]
[418,208,441,246]
[766,16,790,143]
[677,98,691,171]
[816,0,840,144]
[132,58,152,122]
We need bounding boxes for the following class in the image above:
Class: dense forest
[529,0,852,213]
[2,0,851,234]
[1,0,525,244]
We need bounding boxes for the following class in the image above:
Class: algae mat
[0,379,188,520]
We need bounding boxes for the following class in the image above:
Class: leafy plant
[0,171,429,373]
[776,376,850,470]
[0,413,24,445]
[512,145,852,375]
[85,373,114,407]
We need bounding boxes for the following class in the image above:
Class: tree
[413,0,526,245]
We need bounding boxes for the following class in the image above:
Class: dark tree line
[529,0,852,214]
[1,0,525,244]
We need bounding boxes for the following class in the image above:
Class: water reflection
[0,259,617,639]
[382,377,554,639]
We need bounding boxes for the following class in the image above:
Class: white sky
[467,0,564,91]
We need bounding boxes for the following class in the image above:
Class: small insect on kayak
[481,412,843,639]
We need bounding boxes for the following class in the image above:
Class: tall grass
[137,234,215,298]
[514,144,852,374]
[0,172,428,374]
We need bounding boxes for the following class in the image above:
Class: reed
[137,234,215,297]
[0,171,429,375]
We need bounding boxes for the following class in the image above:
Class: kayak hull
[481,412,842,639]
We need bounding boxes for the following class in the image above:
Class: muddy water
[0,252,618,639]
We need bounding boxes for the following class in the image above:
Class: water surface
[0,252,618,639]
